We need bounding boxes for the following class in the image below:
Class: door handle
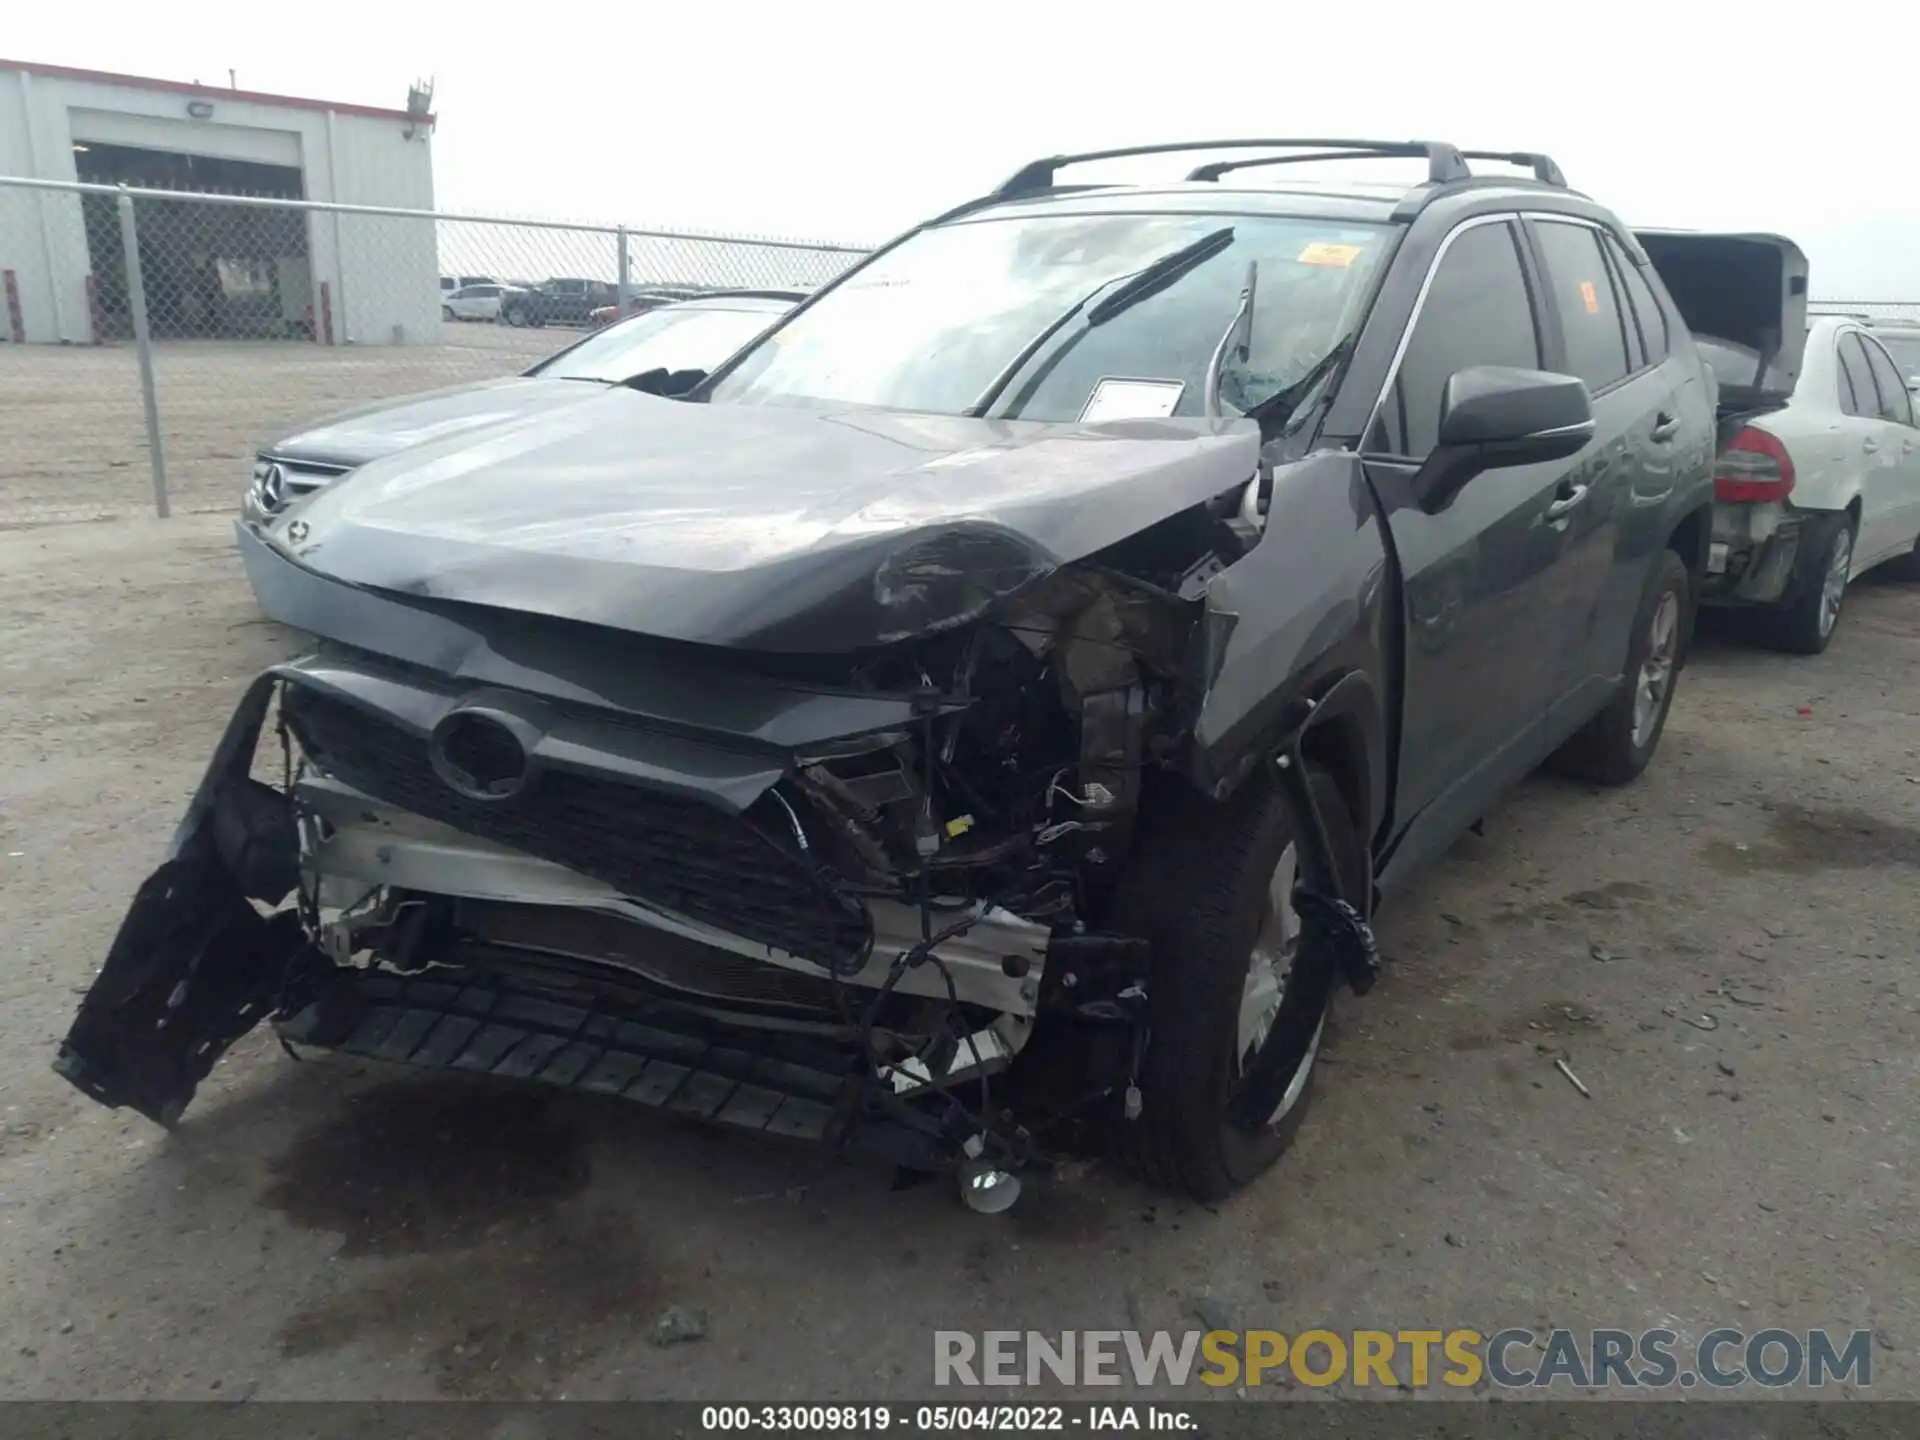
[1544,483,1591,522]
[1863,437,1881,454]
[1650,413,1680,443]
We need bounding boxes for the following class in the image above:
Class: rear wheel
[1110,765,1366,1201]
[1762,512,1853,655]
[1549,548,1690,786]
[504,304,528,328]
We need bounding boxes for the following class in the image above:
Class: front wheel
[1762,513,1854,655]
[1549,548,1690,786]
[503,306,528,328]
[1110,764,1367,1201]
[441,305,454,321]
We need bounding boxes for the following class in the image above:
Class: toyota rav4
[59,139,1781,1209]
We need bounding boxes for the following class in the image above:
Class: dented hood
[265,376,606,471]
[264,388,1260,652]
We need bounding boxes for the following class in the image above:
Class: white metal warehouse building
[0,59,437,345]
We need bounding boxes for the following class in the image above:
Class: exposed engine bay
[279,561,1217,1157]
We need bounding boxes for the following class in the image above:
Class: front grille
[283,685,869,970]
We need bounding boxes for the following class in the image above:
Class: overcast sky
[14,0,1919,296]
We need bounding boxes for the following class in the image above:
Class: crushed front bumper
[53,667,1044,1172]
[275,967,959,1168]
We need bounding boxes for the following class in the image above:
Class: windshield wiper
[1255,332,1358,434]
[966,226,1235,418]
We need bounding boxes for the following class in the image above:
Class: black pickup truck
[499,277,620,328]
[57,139,1785,1210]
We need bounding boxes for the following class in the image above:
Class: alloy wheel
[1632,590,1681,748]
[1819,528,1853,639]
[1234,842,1319,1126]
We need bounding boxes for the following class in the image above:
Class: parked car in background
[1684,299,1920,652]
[441,283,522,322]
[500,278,621,328]
[80,139,1777,1211]
[439,274,498,298]
[243,291,801,520]
[587,285,728,328]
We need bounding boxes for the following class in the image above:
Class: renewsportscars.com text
[933,1328,1873,1390]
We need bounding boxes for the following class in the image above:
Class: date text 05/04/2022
[699,1405,1195,1432]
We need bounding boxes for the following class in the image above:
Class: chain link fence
[4,173,1918,529]
[0,175,869,525]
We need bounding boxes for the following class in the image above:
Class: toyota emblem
[429,709,535,802]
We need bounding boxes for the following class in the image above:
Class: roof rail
[1190,147,1568,189]
[1457,150,1567,186]
[1186,146,1453,182]
[991,139,1471,199]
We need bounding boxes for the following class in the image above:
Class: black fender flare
[1187,660,1388,852]
[1270,668,1383,913]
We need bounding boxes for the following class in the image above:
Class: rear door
[1361,215,1583,858]
[1521,217,1687,724]
[1856,333,1920,565]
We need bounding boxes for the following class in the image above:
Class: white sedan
[442,284,516,323]
[1700,314,1920,652]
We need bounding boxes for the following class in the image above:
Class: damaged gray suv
[58,139,1730,1207]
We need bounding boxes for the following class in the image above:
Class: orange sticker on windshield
[1297,242,1363,267]
[1580,280,1600,314]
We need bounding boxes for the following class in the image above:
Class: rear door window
[1367,220,1540,459]
[1532,220,1632,392]
[1836,333,1874,417]
[1860,338,1915,425]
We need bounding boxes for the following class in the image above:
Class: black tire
[441,304,455,321]
[1549,548,1690,786]
[1109,764,1367,1201]
[504,305,528,328]
[1761,512,1854,656]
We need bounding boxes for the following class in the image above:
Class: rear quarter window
[1836,333,1874,417]
[1605,238,1668,363]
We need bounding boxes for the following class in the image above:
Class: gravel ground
[0,515,1916,1402]
[0,326,564,526]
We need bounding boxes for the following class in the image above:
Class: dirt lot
[0,515,1916,1402]
[0,326,562,526]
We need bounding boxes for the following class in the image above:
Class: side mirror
[1411,366,1595,513]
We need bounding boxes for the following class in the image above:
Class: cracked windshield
[709,212,1391,421]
